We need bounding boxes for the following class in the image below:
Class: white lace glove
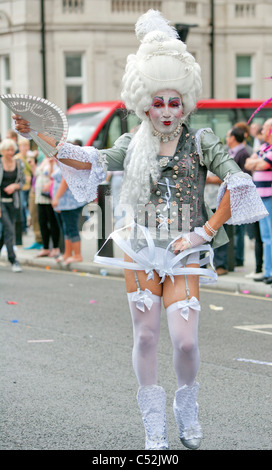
[173,223,217,253]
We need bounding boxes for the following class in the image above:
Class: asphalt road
[1,264,271,452]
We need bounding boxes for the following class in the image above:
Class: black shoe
[264,277,272,284]
[235,261,244,267]
[254,275,269,282]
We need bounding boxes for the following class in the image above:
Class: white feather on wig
[135,9,180,41]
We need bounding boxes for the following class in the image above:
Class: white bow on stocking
[175,296,201,321]
[131,288,154,312]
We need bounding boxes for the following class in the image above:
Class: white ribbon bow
[158,267,174,284]
[131,288,154,312]
[176,296,201,321]
[145,268,155,281]
[157,214,169,230]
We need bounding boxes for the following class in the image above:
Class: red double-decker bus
[191,99,272,142]
[66,98,272,148]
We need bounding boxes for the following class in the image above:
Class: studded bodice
[134,126,208,249]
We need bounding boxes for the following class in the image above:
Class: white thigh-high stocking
[127,291,161,386]
[166,298,200,388]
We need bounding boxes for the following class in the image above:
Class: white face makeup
[149,89,183,136]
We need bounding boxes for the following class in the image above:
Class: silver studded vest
[133,125,208,250]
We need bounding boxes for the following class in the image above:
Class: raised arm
[13,114,92,170]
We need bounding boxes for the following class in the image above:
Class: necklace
[152,121,183,143]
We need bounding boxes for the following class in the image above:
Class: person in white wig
[13,10,267,451]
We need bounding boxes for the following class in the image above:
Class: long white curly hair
[119,10,202,209]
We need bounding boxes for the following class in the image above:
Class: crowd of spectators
[1,118,271,285]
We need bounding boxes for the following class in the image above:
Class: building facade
[0,0,271,138]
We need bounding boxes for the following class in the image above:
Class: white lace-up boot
[137,385,169,450]
[173,382,202,450]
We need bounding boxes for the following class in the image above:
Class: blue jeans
[259,196,272,277]
[214,243,228,270]
[60,207,82,242]
[234,224,245,266]
[0,202,17,264]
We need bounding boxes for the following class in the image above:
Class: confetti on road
[209,304,223,311]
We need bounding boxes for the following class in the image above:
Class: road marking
[235,358,272,366]
[27,339,54,343]
[234,324,272,335]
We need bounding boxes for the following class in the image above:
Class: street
[1,263,271,451]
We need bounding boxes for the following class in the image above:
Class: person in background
[250,122,263,151]
[15,137,32,234]
[24,151,44,250]
[0,138,25,272]
[226,126,251,268]
[73,139,82,147]
[34,155,60,258]
[6,129,19,154]
[51,166,85,264]
[245,118,272,284]
[204,171,229,275]
[227,126,251,172]
[233,121,253,155]
[6,129,22,243]
[256,127,264,147]
[234,123,263,277]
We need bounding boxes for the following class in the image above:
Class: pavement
[1,222,272,299]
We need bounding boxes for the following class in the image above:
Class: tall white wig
[119,10,202,208]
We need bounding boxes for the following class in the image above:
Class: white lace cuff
[57,143,106,202]
[217,172,268,225]
[194,226,213,242]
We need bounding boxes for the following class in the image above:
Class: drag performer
[14,10,268,451]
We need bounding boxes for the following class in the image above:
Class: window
[236,55,251,78]
[63,0,84,13]
[185,2,197,15]
[235,3,255,17]
[190,109,235,143]
[235,55,253,99]
[64,53,85,109]
[111,0,162,13]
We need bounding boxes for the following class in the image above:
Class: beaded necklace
[152,120,183,143]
